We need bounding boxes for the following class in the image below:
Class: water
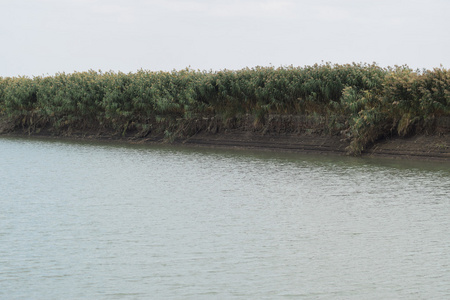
[0,137,449,299]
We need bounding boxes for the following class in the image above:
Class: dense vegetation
[0,63,449,154]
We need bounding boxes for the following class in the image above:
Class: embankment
[1,64,449,159]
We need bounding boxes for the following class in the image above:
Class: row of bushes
[0,63,449,154]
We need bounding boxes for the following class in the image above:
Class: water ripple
[0,137,449,299]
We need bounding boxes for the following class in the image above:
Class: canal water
[0,137,449,299]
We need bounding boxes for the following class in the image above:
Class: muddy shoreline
[1,124,449,161]
[1,114,449,161]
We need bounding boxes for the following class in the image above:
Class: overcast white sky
[1,0,449,77]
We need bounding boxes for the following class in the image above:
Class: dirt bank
[1,115,449,161]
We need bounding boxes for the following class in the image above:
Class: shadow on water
[1,135,449,174]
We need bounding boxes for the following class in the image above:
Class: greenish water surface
[0,137,449,299]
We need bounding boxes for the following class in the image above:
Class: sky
[1,0,449,77]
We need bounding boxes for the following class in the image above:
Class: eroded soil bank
[1,115,449,161]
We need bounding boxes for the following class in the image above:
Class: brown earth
[1,115,449,161]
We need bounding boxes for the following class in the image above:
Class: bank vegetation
[0,63,449,154]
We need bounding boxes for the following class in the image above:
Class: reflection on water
[1,137,449,299]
